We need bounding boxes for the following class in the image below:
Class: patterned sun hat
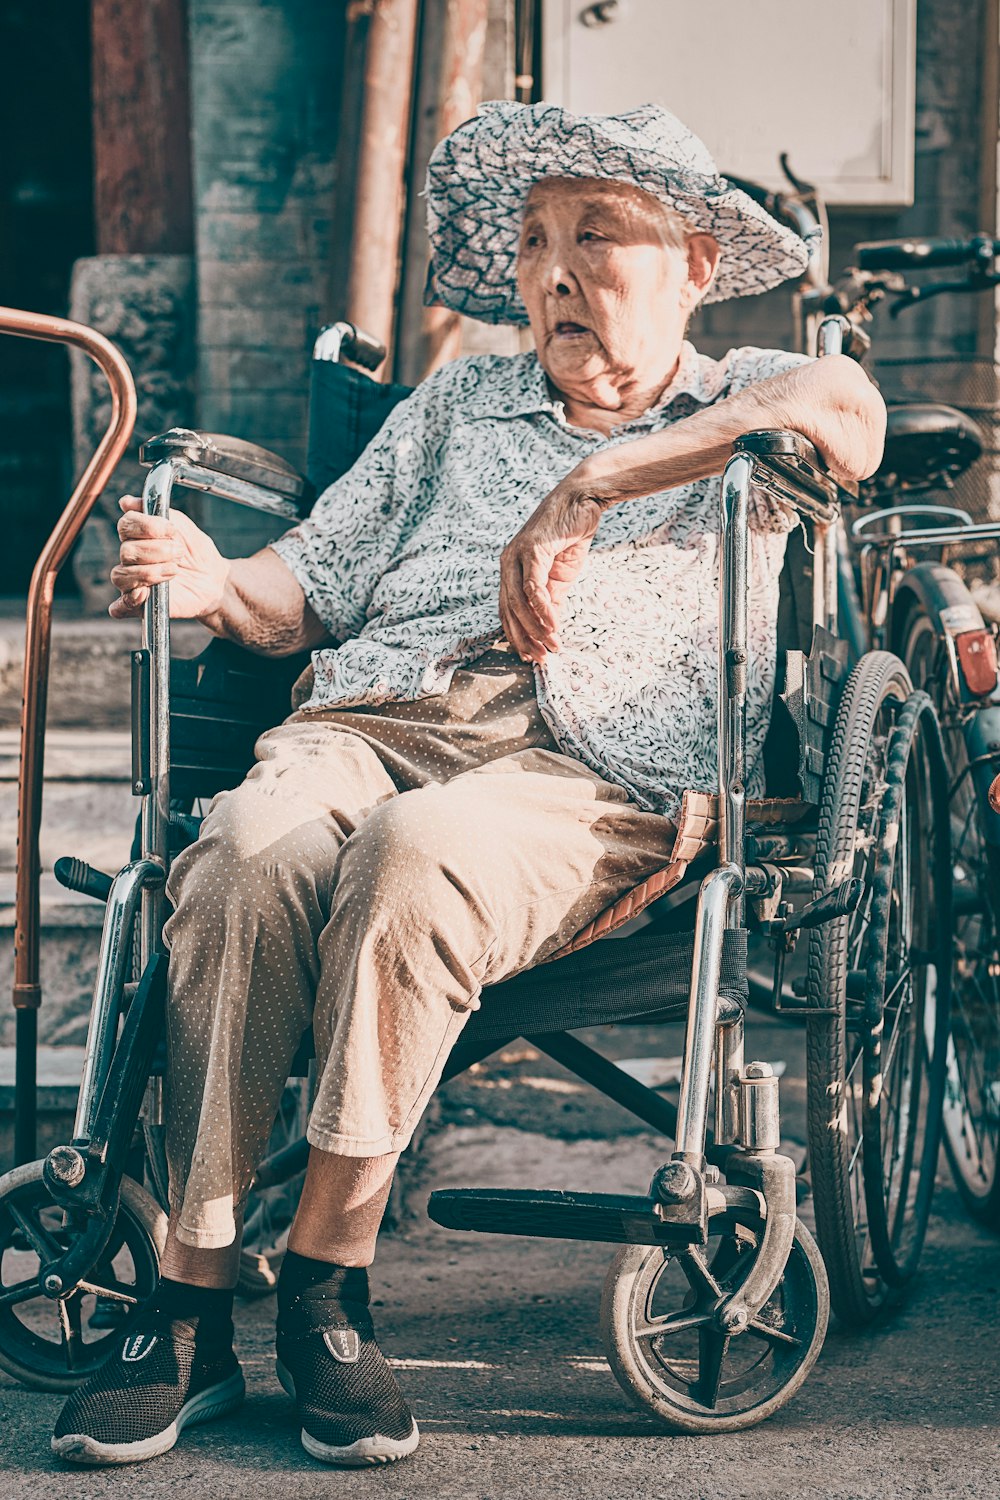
[424,100,820,325]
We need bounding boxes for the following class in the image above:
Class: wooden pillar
[396,0,489,384]
[330,0,421,369]
[90,0,194,254]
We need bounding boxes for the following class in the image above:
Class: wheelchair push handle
[853,234,1000,273]
[312,321,386,373]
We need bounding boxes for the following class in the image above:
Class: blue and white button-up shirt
[270,340,810,821]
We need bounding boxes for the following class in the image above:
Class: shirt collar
[464,343,733,426]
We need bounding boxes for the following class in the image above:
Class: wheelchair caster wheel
[0,1160,166,1392]
[600,1208,828,1433]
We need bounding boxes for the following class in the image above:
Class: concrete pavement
[1,1014,998,1500]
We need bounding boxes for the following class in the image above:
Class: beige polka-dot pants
[161,647,677,1248]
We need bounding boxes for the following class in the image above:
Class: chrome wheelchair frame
[0,314,950,1432]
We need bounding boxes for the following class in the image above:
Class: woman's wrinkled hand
[499,476,605,664]
[109,496,231,620]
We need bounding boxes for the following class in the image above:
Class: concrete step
[0,729,139,1049]
[0,729,136,876]
[0,875,106,1049]
[0,610,211,730]
[0,1045,86,1168]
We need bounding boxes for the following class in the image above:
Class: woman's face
[516,177,718,409]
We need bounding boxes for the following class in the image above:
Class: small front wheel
[600,1212,829,1434]
[0,1161,166,1392]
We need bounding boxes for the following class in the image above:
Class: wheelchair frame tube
[140,461,175,966]
[675,864,743,1161]
[718,452,752,875]
[73,859,163,1141]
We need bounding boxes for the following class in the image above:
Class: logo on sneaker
[322,1328,360,1364]
[122,1333,158,1362]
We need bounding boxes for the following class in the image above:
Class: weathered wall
[696,0,991,365]
[188,0,344,555]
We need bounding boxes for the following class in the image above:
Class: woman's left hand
[499,476,605,663]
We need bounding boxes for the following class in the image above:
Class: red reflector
[956,629,999,696]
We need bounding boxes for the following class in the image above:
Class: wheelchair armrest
[139,429,314,523]
[734,428,857,518]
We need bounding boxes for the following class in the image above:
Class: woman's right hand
[109,496,231,620]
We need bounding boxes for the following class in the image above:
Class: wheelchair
[0,313,952,1434]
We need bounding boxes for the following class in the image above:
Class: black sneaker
[275,1282,418,1466]
[52,1311,244,1466]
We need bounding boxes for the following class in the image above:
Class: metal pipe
[714,1011,744,1147]
[340,0,420,366]
[73,860,164,1141]
[4,307,136,1163]
[141,463,175,965]
[397,0,488,384]
[675,863,743,1160]
[719,452,752,875]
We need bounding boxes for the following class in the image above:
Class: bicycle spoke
[7,1203,62,1263]
[695,1327,730,1408]
[0,1277,42,1309]
[57,1294,83,1372]
[76,1279,139,1308]
[634,1309,713,1340]
[747,1317,802,1349]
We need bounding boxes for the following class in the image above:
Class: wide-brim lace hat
[424,100,820,325]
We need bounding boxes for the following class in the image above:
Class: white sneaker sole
[275,1358,419,1466]
[51,1369,245,1466]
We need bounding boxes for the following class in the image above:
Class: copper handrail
[3,307,136,1025]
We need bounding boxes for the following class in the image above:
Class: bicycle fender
[892,562,994,704]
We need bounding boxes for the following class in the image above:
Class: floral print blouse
[269,341,811,821]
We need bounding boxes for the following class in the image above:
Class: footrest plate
[427,1187,701,1246]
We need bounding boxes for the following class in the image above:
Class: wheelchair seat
[139,428,313,508]
[870,401,983,490]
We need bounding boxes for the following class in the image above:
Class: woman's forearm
[576,355,887,507]
[199,548,330,657]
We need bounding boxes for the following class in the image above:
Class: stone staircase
[0,610,210,1159]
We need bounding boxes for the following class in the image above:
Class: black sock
[152,1277,235,1337]
[277,1251,369,1319]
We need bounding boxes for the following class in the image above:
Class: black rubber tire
[805,651,948,1326]
[601,1211,828,1434]
[902,608,1000,1227]
[0,1163,166,1392]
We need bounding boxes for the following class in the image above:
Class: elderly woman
[54,103,884,1468]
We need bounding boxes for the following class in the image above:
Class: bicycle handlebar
[853,235,1000,272]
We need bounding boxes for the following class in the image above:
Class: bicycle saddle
[870,402,983,491]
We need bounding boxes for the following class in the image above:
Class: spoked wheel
[600,1206,829,1433]
[904,609,1000,1226]
[806,652,950,1326]
[0,1161,166,1391]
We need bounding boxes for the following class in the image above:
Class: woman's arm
[499,356,886,663]
[577,354,886,506]
[110,496,330,657]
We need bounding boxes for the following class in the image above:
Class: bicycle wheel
[805,653,950,1325]
[903,608,1000,1225]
